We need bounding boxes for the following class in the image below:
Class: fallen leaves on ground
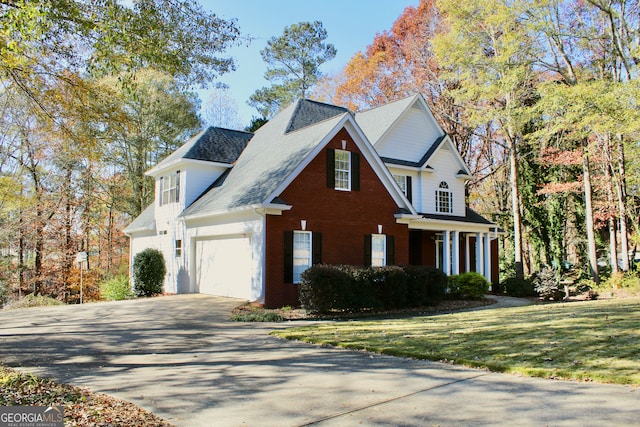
[0,366,173,426]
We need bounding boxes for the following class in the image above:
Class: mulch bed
[232,297,497,321]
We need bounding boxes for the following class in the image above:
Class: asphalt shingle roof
[181,99,349,217]
[153,127,253,170]
[420,208,496,226]
[123,204,155,234]
[285,99,350,134]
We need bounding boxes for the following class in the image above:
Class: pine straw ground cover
[272,297,640,385]
[0,366,173,427]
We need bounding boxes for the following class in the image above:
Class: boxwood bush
[299,265,447,314]
[132,248,166,297]
[448,272,490,299]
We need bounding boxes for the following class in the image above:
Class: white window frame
[371,234,386,267]
[175,239,182,258]
[393,174,407,198]
[334,149,351,191]
[436,181,453,214]
[293,231,312,284]
[161,172,179,205]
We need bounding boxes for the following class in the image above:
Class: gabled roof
[181,98,415,219]
[354,95,419,145]
[123,204,155,234]
[147,127,253,176]
[181,100,350,218]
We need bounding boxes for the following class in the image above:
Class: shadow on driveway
[0,295,637,427]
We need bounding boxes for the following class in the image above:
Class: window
[175,240,182,257]
[365,234,394,266]
[334,150,351,191]
[393,175,406,195]
[393,175,412,201]
[371,234,386,266]
[293,231,312,283]
[436,181,453,213]
[160,171,180,205]
[327,148,359,191]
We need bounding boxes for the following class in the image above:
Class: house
[124,94,500,308]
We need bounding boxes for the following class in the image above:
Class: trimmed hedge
[447,272,490,299]
[299,265,447,314]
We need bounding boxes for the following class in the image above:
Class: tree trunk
[615,134,630,271]
[582,150,599,284]
[509,136,524,279]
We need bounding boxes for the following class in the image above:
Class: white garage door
[195,236,253,299]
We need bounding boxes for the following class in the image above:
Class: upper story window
[160,171,180,206]
[393,174,412,202]
[334,150,351,191]
[436,181,453,213]
[327,148,360,191]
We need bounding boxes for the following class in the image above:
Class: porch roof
[396,207,501,233]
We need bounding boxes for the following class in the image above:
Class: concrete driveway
[0,295,637,426]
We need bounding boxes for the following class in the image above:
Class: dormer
[146,127,253,211]
[355,94,472,216]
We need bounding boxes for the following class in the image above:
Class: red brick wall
[264,128,409,308]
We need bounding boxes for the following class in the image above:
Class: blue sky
[198,0,419,126]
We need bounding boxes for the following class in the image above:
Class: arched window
[436,181,453,213]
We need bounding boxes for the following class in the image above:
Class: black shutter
[364,234,372,266]
[326,148,335,189]
[351,152,360,191]
[159,177,163,206]
[312,232,322,264]
[284,231,293,283]
[176,170,180,203]
[406,176,412,203]
[386,235,395,265]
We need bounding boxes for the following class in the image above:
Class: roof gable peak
[285,98,351,134]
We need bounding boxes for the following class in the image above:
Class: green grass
[272,297,640,385]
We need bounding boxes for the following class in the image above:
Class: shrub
[403,265,447,306]
[3,294,64,311]
[370,266,408,310]
[300,265,353,313]
[534,267,563,300]
[300,264,448,314]
[100,275,133,301]
[132,248,166,297]
[448,272,490,299]
[499,277,536,297]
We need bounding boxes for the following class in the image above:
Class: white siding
[387,166,421,211]
[375,108,443,162]
[421,146,466,216]
[183,164,228,208]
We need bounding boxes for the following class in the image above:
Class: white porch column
[484,232,492,284]
[476,232,484,275]
[451,230,459,275]
[443,230,451,276]
[464,234,471,273]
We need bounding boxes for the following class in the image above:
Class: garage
[195,236,254,300]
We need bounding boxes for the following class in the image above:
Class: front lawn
[272,297,640,385]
